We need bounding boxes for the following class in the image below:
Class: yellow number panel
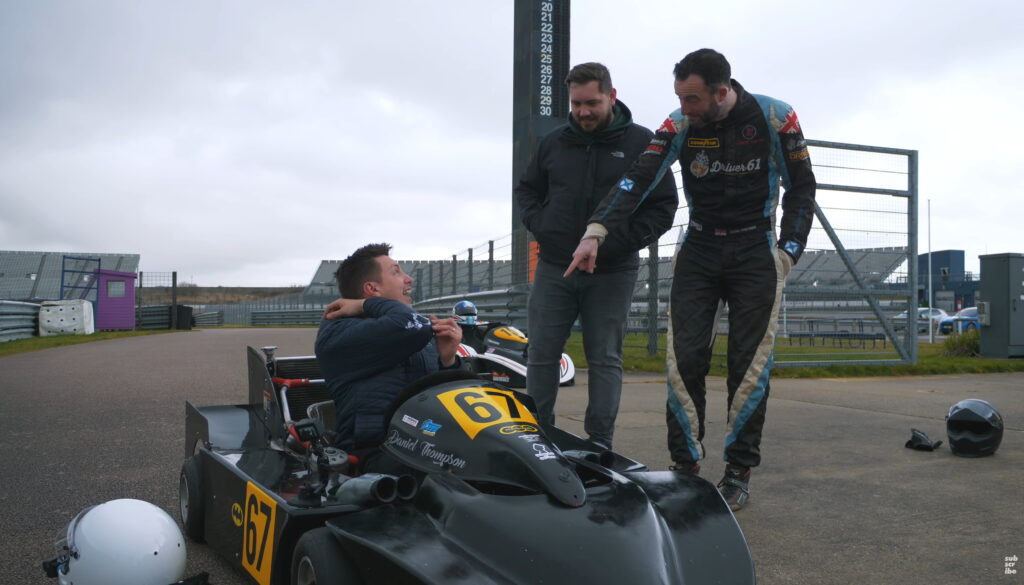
[242,482,277,585]
[438,387,537,439]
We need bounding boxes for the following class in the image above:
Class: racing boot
[717,464,751,511]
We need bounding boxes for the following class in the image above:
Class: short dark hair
[335,243,391,299]
[565,62,613,94]
[673,48,731,89]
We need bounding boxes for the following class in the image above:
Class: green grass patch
[0,330,176,358]
[563,332,1024,378]
[941,328,980,357]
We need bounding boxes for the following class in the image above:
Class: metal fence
[0,300,40,343]
[408,241,517,300]
[408,139,919,367]
[130,140,919,369]
[412,286,531,329]
[773,140,918,366]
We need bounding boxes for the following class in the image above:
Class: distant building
[0,250,140,301]
[917,250,980,311]
[303,258,516,301]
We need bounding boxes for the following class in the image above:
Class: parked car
[939,307,979,334]
[893,307,949,333]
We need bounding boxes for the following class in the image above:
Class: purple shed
[95,269,137,330]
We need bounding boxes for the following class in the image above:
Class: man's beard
[575,110,613,133]
[688,99,722,128]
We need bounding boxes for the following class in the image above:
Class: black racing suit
[589,80,816,468]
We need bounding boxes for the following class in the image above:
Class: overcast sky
[2,1,1021,286]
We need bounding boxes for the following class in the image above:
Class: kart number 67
[242,482,277,585]
[438,387,537,439]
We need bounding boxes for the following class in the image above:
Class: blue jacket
[315,297,457,451]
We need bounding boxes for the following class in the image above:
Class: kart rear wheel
[179,455,205,542]
[292,527,360,585]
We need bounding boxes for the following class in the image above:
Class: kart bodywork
[180,346,755,585]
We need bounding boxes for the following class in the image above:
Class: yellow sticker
[438,387,537,439]
[687,137,720,148]
[242,482,277,585]
[492,326,527,343]
[231,503,243,527]
[499,424,538,435]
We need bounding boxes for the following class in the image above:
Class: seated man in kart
[316,243,464,474]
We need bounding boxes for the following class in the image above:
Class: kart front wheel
[179,455,205,542]
[292,527,361,585]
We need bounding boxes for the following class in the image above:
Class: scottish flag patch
[618,177,635,192]
[782,240,801,257]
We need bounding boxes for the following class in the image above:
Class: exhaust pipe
[335,473,397,506]
[395,474,419,501]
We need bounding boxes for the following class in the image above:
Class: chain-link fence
[407,238,517,300]
[136,272,325,327]
[411,139,919,367]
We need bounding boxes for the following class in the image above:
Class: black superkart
[179,346,755,585]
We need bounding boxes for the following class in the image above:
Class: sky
[2,0,1022,286]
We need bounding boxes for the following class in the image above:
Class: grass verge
[0,330,176,358]
[5,329,1022,379]
[565,332,1024,378]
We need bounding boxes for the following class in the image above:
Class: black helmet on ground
[946,399,1003,458]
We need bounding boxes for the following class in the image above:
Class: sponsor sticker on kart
[437,387,537,440]
[242,482,277,585]
[231,503,244,527]
[420,419,442,436]
[533,443,557,461]
[499,424,538,435]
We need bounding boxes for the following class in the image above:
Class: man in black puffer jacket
[515,62,677,449]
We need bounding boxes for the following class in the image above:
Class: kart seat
[276,378,330,424]
[307,400,336,432]
[272,355,323,380]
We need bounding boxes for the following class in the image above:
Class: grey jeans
[526,259,637,447]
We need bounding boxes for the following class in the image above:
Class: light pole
[927,199,933,343]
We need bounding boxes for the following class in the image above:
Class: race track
[2,328,1021,584]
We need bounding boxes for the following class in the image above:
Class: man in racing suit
[316,243,464,474]
[566,49,816,510]
[515,62,677,449]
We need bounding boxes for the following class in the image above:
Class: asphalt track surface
[2,328,1021,584]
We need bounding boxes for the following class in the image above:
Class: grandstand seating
[304,258,516,299]
[302,247,907,301]
[0,251,140,301]
[786,246,907,287]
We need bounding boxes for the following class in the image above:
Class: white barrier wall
[39,300,95,336]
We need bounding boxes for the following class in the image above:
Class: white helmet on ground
[49,499,187,585]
